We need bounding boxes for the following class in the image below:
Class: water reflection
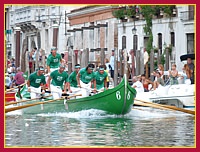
[5,108,195,147]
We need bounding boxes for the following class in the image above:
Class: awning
[180,53,195,61]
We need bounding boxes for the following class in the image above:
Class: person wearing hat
[47,63,69,99]
[27,66,46,99]
[76,63,97,97]
[46,46,62,74]
[68,64,81,93]
[94,65,108,91]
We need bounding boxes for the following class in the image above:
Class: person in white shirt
[109,50,115,79]
[132,76,144,93]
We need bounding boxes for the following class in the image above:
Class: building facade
[117,5,195,71]
[5,5,195,73]
[5,5,81,71]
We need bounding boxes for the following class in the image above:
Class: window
[158,33,162,53]
[187,33,194,53]
[171,32,175,47]
[188,5,194,20]
[122,36,126,50]
[133,35,138,51]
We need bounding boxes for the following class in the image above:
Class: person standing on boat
[46,46,62,74]
[68,64,81,93]
[47,64,69,99]
[94,65,108,91]
[76,63,97,96]
[187,57,195,84]
[27,66,46,99]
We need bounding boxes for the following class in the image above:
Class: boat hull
[17,76,136,115]
[136,84,195,108]
[5,92,16,102]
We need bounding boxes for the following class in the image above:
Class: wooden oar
[134,101,174,111]
[66,94,82,99]
[134,99,195,115]
[5,82,27,92]
[5,94,82,113]
[5,95,52,106]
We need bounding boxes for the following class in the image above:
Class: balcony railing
[180,10,194,21]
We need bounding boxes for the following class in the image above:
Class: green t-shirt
[95,71,108,90]
[50,70,69,87]
[95,71,108,85]
[29,72,46,88]
[47,53,61,68]
[69,71,78,88]
[79,68,96,84]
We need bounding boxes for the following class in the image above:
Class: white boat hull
[136,84,195,108]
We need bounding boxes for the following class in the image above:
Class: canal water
[5,107,195,147]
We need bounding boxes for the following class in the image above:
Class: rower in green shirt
[46,46,62,73]
[76,64,97,96]
[47,64,69,99]
[68,64,81,93]
[27,66,46,99]
[94,65,108,90]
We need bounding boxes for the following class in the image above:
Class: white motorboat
[136,81,195,108]
[136,53,195,108]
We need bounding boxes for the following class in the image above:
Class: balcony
[180,10,194,21]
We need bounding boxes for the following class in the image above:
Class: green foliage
[126,8,136,18]
[163,42,172,55]
[139,5,175,54]
[161,54,165,65]
[163,5,175,17]
[140,6,154,54]
[112,9,126,19]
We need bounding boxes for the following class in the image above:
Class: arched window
[133,35,138,51]
[170,32,175,47]
[158,33,162,53]
[122,36,126,50]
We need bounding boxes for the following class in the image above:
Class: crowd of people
[5,47,195,99]
[5,62,25,89]
[132,59,195,93]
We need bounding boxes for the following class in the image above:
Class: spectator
[180,64,192,85]
[29,51,34,73]
[132,76,144,93]
[11,58,15,67]
[14,67,25,86]
[157,64,164,79]
[104,58,110,72]
[153,71,165,90]
[168,64,178,85]
[141,74,153,92]
[109,49,115,79]
[7,64,12,74]
[187,57,195,84]
[5,73,12,89]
